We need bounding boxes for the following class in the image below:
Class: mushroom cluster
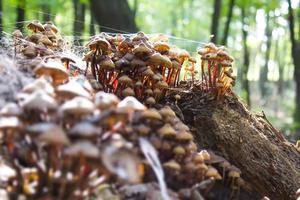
[0,71,242,199]
[12,21,65,71]
[83,32,197,104]
[197,43,235,99]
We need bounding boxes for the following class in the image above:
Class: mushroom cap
[122,87,135,97]
[176,131,193,142]
[38,35,53,46]
[99,57,115,70]
[142,68,155,77]
[228,165,241,178]
[153,41,170,53]
[95,91,120,110]
[69,122,100,140]
[86,37,110,52]
[64,141,100,158]
[60,96,95,115]
[145,97,156,105]
[12,29,23,38]
[173,146,186,155]
[145,89,153,96]
[22,45,37,58]
[141,109,162,121]
[21,90,57,111]
[56,79,91,99]
[199,150,210,161]
[27,20,45,32]
[117,96,146,111]
[135,124,151,136]
[43,21,58,33]
[0,103,22,117]
[163,160,181,171]
[159,107,176,118]
[133,43,152,57]
[22,77,54,95]
[206,166,222,180]
[131,58,146,67]
[37,126,70,146]
[0,116,21,129]
[155,80,169,89]
[135,81,143,88]
[157,123,176,137]
[147,53,172,68]
[118,75,133,85]
[34,60,68,85]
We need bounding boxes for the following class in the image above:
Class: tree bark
[169,90,300,200]
[16,0,25,31]
[90,0,138,33]
[0,0,2,37]
[41,3,51,22]
[221,0,235,46]
[73,0,86,45]
[89,3,95,36]
[210,0,222,44]
[259,12,272,98]
[287,0,300,133]
[241,6,251,107]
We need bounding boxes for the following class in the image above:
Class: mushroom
[205,166,222,180]
[95,91,120,110]
[68,121,100,141]
[0,103,22,117]
[56,79,91,99]
[33,60,68,85]
[21,90,57,112]
[157,123,176,138]
[59,96,95,116]
[27,20,45,33]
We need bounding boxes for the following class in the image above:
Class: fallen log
[167,89,300,200]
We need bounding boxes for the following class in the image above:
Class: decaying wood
[168,89,300,200]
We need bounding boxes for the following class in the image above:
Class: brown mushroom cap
[122,87,135,97]
[228,165,241,178]
[86,37,110,52]
[60,96,95,115]
[157,123,176,138]
[133,43,153,57]
[118,75,133,85]
[99,57,115,70]
[21,90,57,111]
[206,166,222,180]
[153,41,170,53]
[141,109,162,121]
[155,80,169,89]
[145,97,156,105]
[37,126,70,146]
[12,30,23,38]
[33,60,68,85]
[22,45,37,58]
[163,160,181,171]
[173,146,186,155]
[176,131,193,142]
[147,53,172,68]
[159,107,176,118]
[43,21,58,33]
[27,20,45,32]
[38,35,53,47]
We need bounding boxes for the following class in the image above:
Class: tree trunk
[241,6,251,107]
[90,0,138,33]
[259,12,272,99]
[221,0,235,46]
[210,0,222,44]
[73,0,86,45]
[41,3,51,22]
[16,0,25,31]
[0,0,2,37]
[89,3,95,36]
[168,90,300,200]
[287,0,300,133]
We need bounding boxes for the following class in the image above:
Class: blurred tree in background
[0,0,299,140]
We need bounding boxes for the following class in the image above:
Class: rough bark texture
[90,0,138,33]
[169,90,300,200]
